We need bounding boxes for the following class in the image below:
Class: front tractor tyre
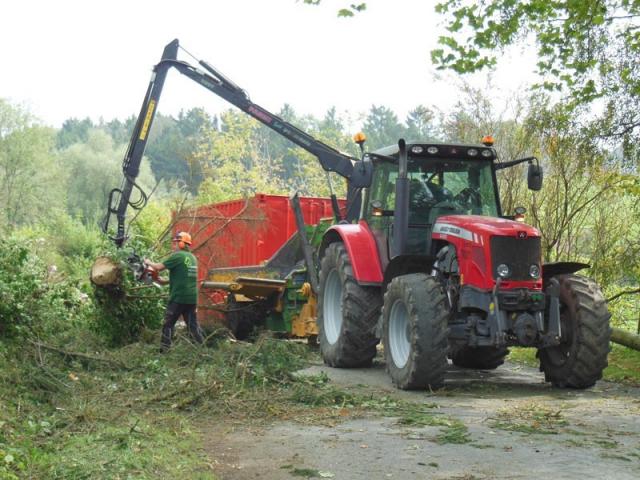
[317,243,382,367]
[539,274,611,389]
[382,274,449,390]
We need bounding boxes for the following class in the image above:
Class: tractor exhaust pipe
[392,139,409,258]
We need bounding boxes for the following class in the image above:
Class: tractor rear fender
[543,262,590,283]
[320,221,383,286]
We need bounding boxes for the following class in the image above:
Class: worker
[144,231,204,351]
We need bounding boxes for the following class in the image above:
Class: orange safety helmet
[173,231,192,249]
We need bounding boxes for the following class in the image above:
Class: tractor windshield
[368,157,499,220]
[366,156,499,254]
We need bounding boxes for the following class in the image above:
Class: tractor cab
[364,142,501,257]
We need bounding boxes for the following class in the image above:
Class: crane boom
[103,39,372,246]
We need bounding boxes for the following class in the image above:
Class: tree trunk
[611,327,640,351]
[90,256,123,287]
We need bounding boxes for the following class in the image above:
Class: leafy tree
[194,104,360,203]
[144,109,212,194]
[361,105,406,150]
[100,116,136,145]
[57,129,155,224]
[301,0,366,17]
[318,107,359,157]
[440,84,534,215]
[522,100,633,272]
[197,109,291,202]
[405,105,440,142]
[254,103,313,184]
[278,106,356,197]
[144,114,191,188]
[0,100,62,228]
[177,107,216,137]
[56,117,95,149]
[432,0,640,162]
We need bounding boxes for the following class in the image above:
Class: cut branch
[29,340,130,370]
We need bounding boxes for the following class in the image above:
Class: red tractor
[316,139,611,389]
[104,40,611,390]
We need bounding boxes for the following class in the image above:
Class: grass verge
[0,332,316,479]
[508,343,640,385]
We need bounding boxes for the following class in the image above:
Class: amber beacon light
[481,135,494,146]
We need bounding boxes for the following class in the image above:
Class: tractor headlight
[496,263,511,278]
[529,264,541,279]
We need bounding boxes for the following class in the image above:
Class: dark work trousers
[161,302,204,350]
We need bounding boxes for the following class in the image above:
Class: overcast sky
[2,0,536,129]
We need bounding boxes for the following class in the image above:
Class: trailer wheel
[318,242,382,367]
[227,310,254,340]
[539,274,611,389]
[450,346,509,370]
[382,274,449,390]
[225,294,255,340]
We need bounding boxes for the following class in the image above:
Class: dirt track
[205,359,640,480]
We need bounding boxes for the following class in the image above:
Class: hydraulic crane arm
[103,39,372,246]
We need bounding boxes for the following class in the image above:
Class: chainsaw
[127,252,160,285]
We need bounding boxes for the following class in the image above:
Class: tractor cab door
[365,161,434,262]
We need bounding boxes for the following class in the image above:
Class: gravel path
[204,360,640,480]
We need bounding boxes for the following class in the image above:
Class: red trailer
[173,194,344,328]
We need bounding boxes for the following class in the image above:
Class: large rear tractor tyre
[382,274,449,390]
[318,243,382,367]
[539,274,611,389]
[450,346,509,370]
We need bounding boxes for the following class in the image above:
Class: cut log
[90,256,123,287]
[611,327,640,351]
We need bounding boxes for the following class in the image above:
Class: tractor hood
[433,215,540,241]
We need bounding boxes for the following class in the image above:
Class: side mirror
[528,164,543,191]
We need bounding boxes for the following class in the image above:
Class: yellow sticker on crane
[139,100,156,141]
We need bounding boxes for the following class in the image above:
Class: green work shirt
[163,250,198,304]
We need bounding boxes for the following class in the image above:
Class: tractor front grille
[490,236,541,281]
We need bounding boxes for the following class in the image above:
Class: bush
[129,200,174,251]
[12,213,107,287]
[0,238,84,339]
